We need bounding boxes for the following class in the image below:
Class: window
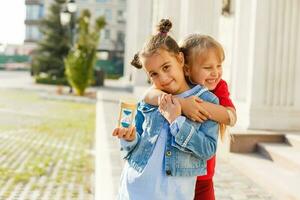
[104,29,110,40]
[26,5,43,20]
[96,8,112,21]
[117,10,123,18]
[96,8,104,17]
[26,26,41,40]
[105,9,112,21]
[117,10,125,23]
[117,31,125,43]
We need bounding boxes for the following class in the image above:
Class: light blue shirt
[118,122,196,200]
[117,85,219,200]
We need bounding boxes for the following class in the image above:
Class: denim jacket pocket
[175,150,201,169]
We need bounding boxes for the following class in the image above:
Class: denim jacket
[120,85,219,177]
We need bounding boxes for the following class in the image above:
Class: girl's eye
[150,73,157,78]
[162,65,170,71]
[217,65,222,68]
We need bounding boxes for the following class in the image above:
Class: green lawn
[0,89,95,199]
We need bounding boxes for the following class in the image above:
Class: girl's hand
[158,94,181,124]
[112,126,136,142]
[180,96,211,122]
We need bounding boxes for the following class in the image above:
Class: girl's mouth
[206,79,217,84]
[162,80,174,87]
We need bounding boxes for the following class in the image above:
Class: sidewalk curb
[95,92,116,200]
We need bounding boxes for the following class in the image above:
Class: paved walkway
[96,81,276,200]
[0,84,95,199]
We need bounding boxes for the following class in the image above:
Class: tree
[64,10,106,96]
[31,0,70,80]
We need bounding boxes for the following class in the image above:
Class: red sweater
[197,79,235,180]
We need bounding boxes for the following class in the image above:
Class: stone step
[285,134,300,149]
[229,152,300,200]
[229,130,285,153]
[257,142,300,172]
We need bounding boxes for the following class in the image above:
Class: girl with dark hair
[112,19,219,200]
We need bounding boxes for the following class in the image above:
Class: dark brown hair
[131,19,180,69]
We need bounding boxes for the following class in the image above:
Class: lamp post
[60,0,77,93]
[60,0,77,47]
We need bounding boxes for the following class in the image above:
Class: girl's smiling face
[142,49,189,95]
[185,49,223,90]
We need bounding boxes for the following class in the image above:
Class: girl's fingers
[160,95,167,109]
[197,112,208,121]
[195,97,203,103]
[118,128,127,138]
[117,128,123,138]
[112,128,120,136]
[158,95,162,105]
[189,114,196,122]
[195,116,204,123]
[124,127,135,141]
[113,127,135,141]
[166,94,172,103]
[198,109,209,119]
[192,114,204,123]
[130,127,136,138]
[161,94,167,105]
[172,96,180,106]
[123,128,131,140]
[197,113,208,121]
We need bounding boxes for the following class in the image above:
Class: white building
[25,0,127,53]
[123,0,300,131]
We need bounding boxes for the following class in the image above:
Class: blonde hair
[180,34,224,67]
[180,34,226,140]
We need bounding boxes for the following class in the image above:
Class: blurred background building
[25,0,126,52]
[24,0,126,77]
[22,0,300,133]
[123,0,300,132]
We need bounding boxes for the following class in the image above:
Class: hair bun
[157,19,172,34]
[131,53,142,69]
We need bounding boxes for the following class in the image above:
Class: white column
[179,0,222,39]
[232,0,300,130]
[123,0,153,97]
[151,0,181,39]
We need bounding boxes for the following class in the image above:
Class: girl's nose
[159,74,169,84]
[211,68,218,77]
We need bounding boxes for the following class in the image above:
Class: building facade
[24,0,44,52]
[24,0,127,55]
[123,0,300,131]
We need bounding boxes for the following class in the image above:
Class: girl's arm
[159,94,219,160]
[144,87,210,122]
[180,98,236,126]
[144,86,236,125]
[143,86,165,106]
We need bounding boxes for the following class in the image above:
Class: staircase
[228,131,300,200]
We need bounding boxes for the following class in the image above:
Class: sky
[0,0,26,45]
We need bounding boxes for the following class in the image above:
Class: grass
[0,89,95,199]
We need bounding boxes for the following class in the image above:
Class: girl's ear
[183,64,190,76]
[143,68,152,84]
[178,52,185,67]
